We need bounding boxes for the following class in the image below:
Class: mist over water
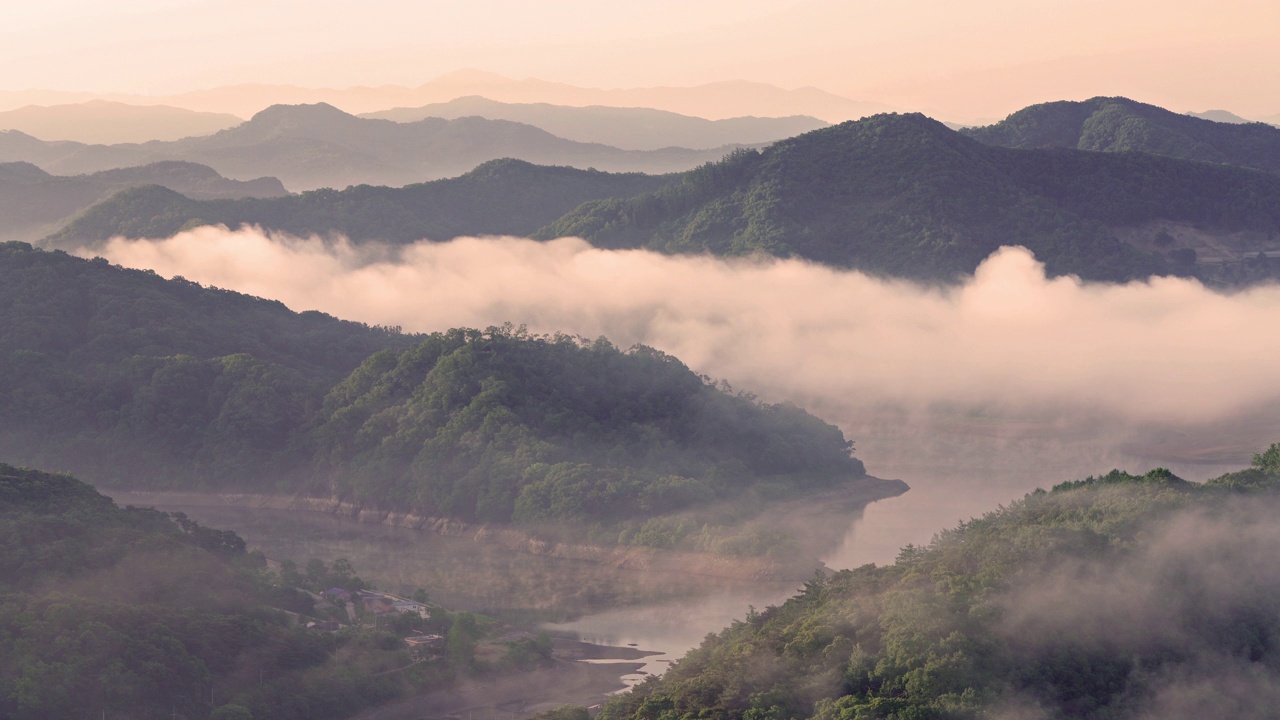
[86,227,1280,696]
[90,228,1280,562]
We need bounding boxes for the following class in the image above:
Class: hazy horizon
[2,1,1277,123]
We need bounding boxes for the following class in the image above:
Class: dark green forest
[308,325,864,525]
[47,159,674,248]
[595,444,1280,720]
[0,243,867,536]
[0,464,466,720]
[962,96,1280,175]
[541,113,1280,282]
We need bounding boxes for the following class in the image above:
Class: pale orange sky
[1,0,1276,121]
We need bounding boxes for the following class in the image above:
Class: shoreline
[353,640,661,720]
[102,477,908,584]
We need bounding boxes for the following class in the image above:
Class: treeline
[0,243,867,533]
[595,444,1280,720]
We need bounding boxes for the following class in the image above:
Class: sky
[1,0,1277,121]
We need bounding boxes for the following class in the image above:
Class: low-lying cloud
[996,498,1280,720]
[88,227,1280,425]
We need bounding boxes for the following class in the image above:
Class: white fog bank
[89,228,1280,426]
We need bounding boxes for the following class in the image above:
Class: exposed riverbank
[353,639,658,720]
[104,476,907,584]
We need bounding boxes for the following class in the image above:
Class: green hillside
[598,444,1280,720]
[309,326,865,526]
[963,96,1280,174]
[539,113,1280,282]
[47,158,674,248]
[0,243,870,539]
[0,464,452,720]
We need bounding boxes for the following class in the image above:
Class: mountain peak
[248,102,354,124]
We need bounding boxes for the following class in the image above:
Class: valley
[5,13,1280,716]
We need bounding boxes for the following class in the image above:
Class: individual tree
[1253,443,1280,474]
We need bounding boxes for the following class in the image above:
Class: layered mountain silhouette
[963,97,1280,175]
[362,96,829,150]
[2,70,892,122]
[0,103,746,191]
[47,159,672,247]
[50,113,1280,284]
[1186,109,1253,125]
[0,161,285,243]
[541,113,1280,281]
[0,100,242,144]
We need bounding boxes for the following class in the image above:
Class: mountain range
[542,112,1280,282]
[0,102,744,191]
[361,95,829,151]
[47,111,1280,284]
[0,160,285,243]
[0,70,893,122]
[0,100,243,144]
[46,159,672,248]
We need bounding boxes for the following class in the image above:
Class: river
[105,406,1277,709]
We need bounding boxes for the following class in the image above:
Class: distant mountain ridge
[963,96,1280,175]
[0,100,242,144]
[0,160,285,243]
[361,95,829,150]
[47,112,1280,284]
[0,70,893,122]
[0,102,746,191]
[1186,109,1253,125]
[47,159,673,248]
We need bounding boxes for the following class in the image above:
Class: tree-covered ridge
[0,244,869,534]
[45,158,676,249]
[0,241,412,483]
[310,325,865,523]
[539,113,1280,282]
[962,96,1280,175]
[0,160,285,244]
[0,464,439,720]
[599,445,1280,720]
[0,241,407,376]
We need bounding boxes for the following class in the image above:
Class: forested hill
[601,444,1280,720]
[0,243,869,534]
[540,113,1280,282]
[963,96,1280,174]
[46,159,675,248]
[308,327,865,525]
[0,464,430,719]
[0,241,409,378]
